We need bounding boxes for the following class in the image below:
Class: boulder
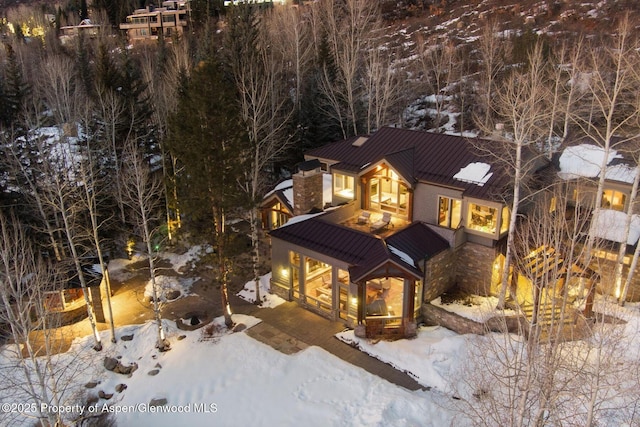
[98,390,113,400]
[149,398,167,407]
[115,384,128,393]
[121,334,134,341]
[103,357,118,372]
[147,369,160,376]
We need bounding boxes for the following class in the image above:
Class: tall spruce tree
[167,58,248,327]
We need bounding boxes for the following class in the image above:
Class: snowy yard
[2,248,639,426]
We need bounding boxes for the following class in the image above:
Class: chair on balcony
[370,212,392,233]
[357,211,371,225]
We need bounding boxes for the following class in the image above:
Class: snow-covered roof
[453,162,493,187]
[591,209,640,245]
[388,245,416,267]
[557,144,636,183]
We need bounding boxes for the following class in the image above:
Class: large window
[269,202,288,229]
[438,196,461,228]
[467,203,497,234]
[334,173,355,199]
[365,278,403,324]
[602,189,626,211]
[368,167,409,216]
[304,257,332,313]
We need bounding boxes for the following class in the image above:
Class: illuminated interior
[438,196,462,228]
[334,173,355,200]
[467,203,497,234]
[365,277,403,324]
[602,189,626,211]
[367,166,408,217]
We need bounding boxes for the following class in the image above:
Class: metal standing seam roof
[385,222,449,263]
[269,216,387,266]
[307,127,510,201]
[269,216,449,282]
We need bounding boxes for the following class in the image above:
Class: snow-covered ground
[237,272,286,308]
[0,316,451,426]
[2,245,640,426]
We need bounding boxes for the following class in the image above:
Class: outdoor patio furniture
[357,211,371,224]
[370,212,391,232]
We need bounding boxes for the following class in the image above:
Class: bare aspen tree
[120,139,169,351]
[42,133,103,351]
[415,36,459,132]
[3,127,66,261]
[364,40,404,133]
[5,115,103,350]
[573,17,640,279]
[94,86,128,225]
[226,5,294,304]
[615,144,640,305]
[475,19,508,133]
[0,213,64,427]
[139,38,193,241]
[479,42,551,309]
[75,105,117,343]
[265,5,312,115]
[313,0,382,138]
[453,187,639,426]
[37,55,80,126]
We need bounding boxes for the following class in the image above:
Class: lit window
[438,196,461,228]
[467,203,497,234]
[333,173,355,199]
[500,206,509,234]
[602,189,626,211]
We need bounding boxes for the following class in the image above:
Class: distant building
[120,1,189,43]
[58,19,101,45]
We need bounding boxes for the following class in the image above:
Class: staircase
[518,301,590,343]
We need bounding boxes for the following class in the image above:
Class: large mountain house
[265,127,517,338]
[264,127,640,339]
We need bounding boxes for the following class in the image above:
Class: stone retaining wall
[422,303,526,336]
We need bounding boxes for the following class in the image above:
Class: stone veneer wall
[423,249,456,302]
[292,169,324,216]
[455,242,497,296]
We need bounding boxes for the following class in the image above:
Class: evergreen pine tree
[3,43,29,129]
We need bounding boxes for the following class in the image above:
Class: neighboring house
[120,1,189,43]
[556,141,640,300]
[268,127,520,339]
[58,19,101,45]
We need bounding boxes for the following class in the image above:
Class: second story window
[467,203,497,235]
[438,196,461,229]
[602,189,626,211]
[334,173,354,200]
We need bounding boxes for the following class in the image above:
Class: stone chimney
[292,160,324,216]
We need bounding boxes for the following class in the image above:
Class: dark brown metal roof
[385,222,449,264]
[269,216,388,266]
[270,216,447,282]
[307,127,510,201]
